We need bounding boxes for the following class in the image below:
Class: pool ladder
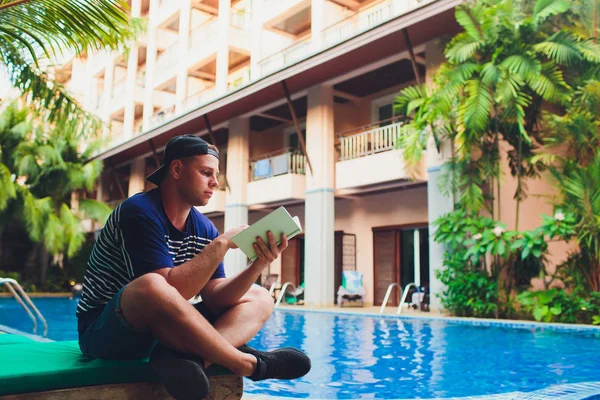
[379,282,422,315]
[0,278,48,337]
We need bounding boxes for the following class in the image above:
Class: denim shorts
[78,287,217,360]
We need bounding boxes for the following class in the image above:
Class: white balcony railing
[155,41,179,78]
[148,106,176,129]
[250,149,306,181]
[230,10,251,30]
[184,88,216,111]
[190,20,219,50]
[259,37,311,76]
[227,67,251,90]
[339,121,408,161]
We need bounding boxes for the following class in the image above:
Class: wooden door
[281,237,300,286]
[373,229,400,306]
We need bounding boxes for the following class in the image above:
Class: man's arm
[151,225,249,300]
[200,231,288,312]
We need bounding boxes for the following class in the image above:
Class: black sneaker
[149,343,210,400]
[239,345,311,381]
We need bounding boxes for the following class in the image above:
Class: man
[76,135,311,400]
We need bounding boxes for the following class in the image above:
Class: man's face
[175,154,220,207]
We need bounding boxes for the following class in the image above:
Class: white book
[231,206,302,262]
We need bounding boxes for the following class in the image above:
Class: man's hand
[252,231,288,269]
[217,225,250,249]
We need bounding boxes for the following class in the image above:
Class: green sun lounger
[0,337,242,400]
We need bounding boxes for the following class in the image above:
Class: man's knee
[124,273,178,309]
[247,285,274,322]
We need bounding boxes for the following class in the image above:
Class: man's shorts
[78,287,218,360]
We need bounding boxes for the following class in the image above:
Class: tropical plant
[394,0,600,229]
[0,102,112,285]
[0,0,142,136]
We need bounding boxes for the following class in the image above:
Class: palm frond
[481,62,501,86]
[445,33,483,63]
[0,162,16,211]
[455,6,484,41]
[533,0,571,24]
[528,62,572,103]
[533,31,583,65]
[577,40,600,63]
[78,198,113,225]
[460,79,493,134]
[500,55,542,81]
[59,203,85,258]
[18,187,52,242]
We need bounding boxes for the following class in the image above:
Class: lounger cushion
[0,340,155,395]
[0,333,33,345]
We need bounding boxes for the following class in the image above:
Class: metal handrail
[268,280,280,296]
[0,278,49,337]
[379,282,402,315]
[275,281,297,308]
[398,282,421,315]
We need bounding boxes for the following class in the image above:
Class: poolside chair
[336,271,365,307]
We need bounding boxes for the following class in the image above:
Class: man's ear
[170,159,184,180]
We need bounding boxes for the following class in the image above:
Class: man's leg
[207,285,274,350]
[119,273,256,377]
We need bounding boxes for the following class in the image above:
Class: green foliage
[0,102,112,264]
[517,289,600,324]
[0,0,140,138]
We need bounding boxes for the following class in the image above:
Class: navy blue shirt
[76,188,225,329]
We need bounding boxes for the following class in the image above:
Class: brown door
[281,237,300,286]
[373,229,400,306]
[334,231,344,304]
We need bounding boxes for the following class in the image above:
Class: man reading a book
[76,135,311,400]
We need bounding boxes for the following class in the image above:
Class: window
[371,93,401,127]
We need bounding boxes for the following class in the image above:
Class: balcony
[247,149,307,205]
[323,0,435,47]
[188,21,219,68]
[148,105,177,129]
[155,0,180,27]
[154,41,180,87]
[195,188,226,215]
[335,121,425,190]
[258,37,311,76]
[262,0,311,34]
[184,88,217,111]
[227,67,251,90]
[109,80,145,116]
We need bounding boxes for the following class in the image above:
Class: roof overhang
[96,0,462,167]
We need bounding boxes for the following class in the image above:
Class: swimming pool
[1,297,600,399]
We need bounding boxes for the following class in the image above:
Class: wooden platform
[0,374,243,400]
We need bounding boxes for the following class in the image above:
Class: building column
[425,40,453,312]
[304,84,335,306]
[224,117,250,277]
[128,157,146,197]
[215,0,231,94]
[123,0,141,140]
[250,0,263,81]
[101,58,115,122]
[175,0,192,114]
[311,0,326,52]
[143,0,160,130]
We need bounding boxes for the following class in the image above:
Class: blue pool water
[2,297,600,399]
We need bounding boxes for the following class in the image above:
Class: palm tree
[394,0,600,229]
[0,102,112,285]
[0,0,140,135]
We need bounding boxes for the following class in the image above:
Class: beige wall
[249,128,285,159]
[335,186,429,305]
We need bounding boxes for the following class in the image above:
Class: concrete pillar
[101,58,115,121]
[224,117,250,276]
[250,0,263,80]
[123,0,142,139]
[215,0,231,94]
[311,0,326,52]
[175,0,192,114]
[304,84,335,306]
[143,0,160,130]
[425,39,453,312]
[128,157,146,197]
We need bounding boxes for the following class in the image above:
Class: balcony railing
[323,0,395,46]
[155,41,180,73]
[339,120,408,161]
[258,37,311,76]
[184,87,216,111]
[149,105,176,129]
[230,10,251,30]
[250,149,306,181]
[190,20,218,50]
[227,67,251,90]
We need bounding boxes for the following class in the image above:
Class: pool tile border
[273,307,600,333]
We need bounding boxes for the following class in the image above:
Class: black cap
[146,135,219,185]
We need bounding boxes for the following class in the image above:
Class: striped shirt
[76,189,225,330]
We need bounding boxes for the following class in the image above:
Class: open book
[231,206,302,261]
